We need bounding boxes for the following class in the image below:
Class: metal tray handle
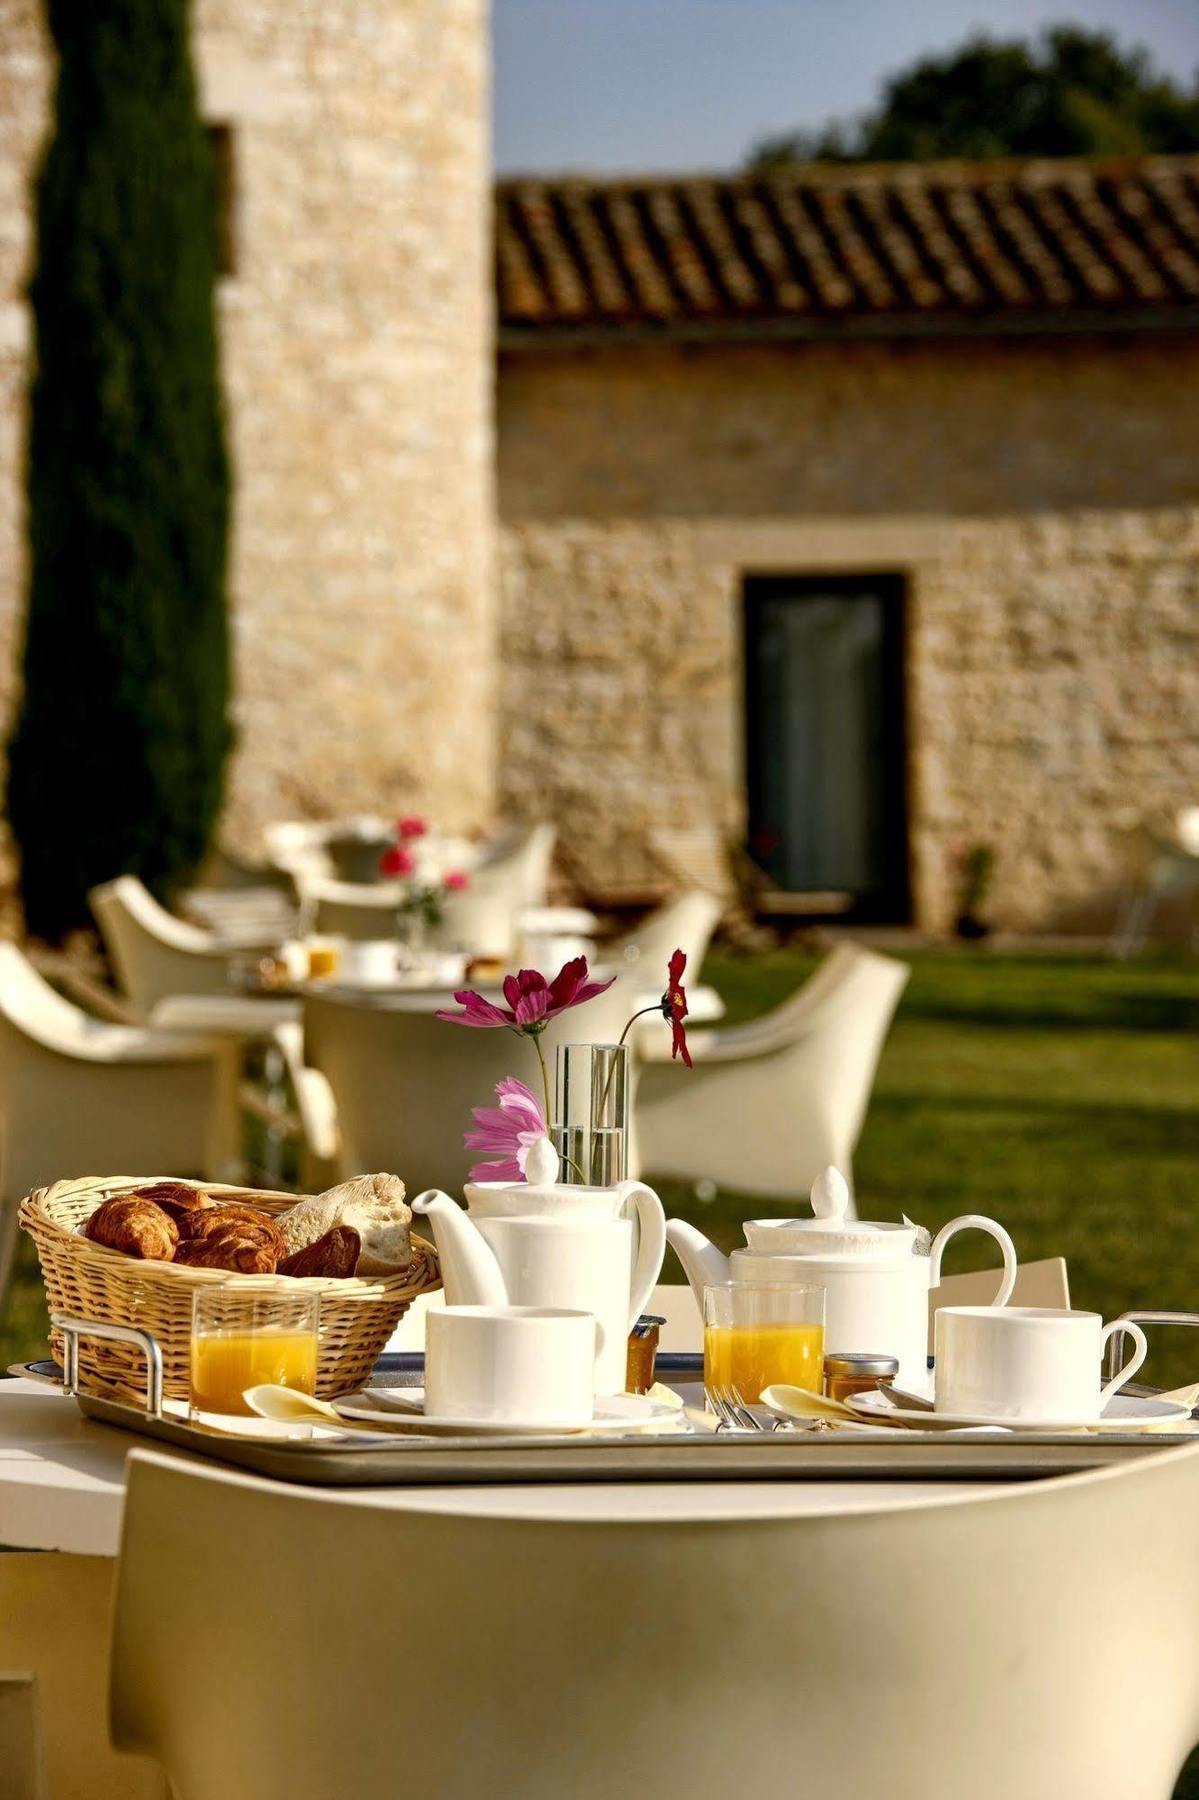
[1104,1311,1199,1381]
[52,1313,164,1420]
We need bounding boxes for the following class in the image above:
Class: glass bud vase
[395,905,428,971]
[553,1042,630,1187]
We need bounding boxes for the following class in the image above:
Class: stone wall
[497,339,1199,930]
[0,0,495,856]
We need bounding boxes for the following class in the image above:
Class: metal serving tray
[11,1318,1196,1490]
[63,1389,1195,1487]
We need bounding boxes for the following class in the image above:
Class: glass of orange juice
[703,1282,825,1409]
[190,1283,319,1419]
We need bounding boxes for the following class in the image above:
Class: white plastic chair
[0,1675,48,1800]
[111,1442,1199,1800]
[636,943,908,1199]
[610,891,721,988]
[90,877,245,1013]
[0,944,241,1299]
[1113,807,1199,956]
[434,824,558,959]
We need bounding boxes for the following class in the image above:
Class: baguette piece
[278,1174,411,1275]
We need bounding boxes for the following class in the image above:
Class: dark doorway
[744,573,909,921]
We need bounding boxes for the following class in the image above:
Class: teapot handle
[616,1181,667,1329]
[928,1215,1018,1307]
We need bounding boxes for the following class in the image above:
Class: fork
[707,1384,771,1431]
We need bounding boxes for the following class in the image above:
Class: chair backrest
[0,942,113,1056]
[111,1443,1199,1800]
[433,824,558,957]
[90,877,231,1012]
[0,1675,48,1800]
[638,944,908,1197]
[611,892,721,985]
[928,1256,1070,1350]
[311,881,402,943]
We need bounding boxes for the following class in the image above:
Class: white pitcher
[412,1172,666,1396]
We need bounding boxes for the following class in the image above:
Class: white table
[0,1379,1007,1555]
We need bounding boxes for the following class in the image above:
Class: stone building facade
[1,13,1197,936]
[496,165,1199,931]
[0,0,495,846]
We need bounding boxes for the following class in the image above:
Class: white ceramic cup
[424,1305,598,1427]
[934,1306,1149,1422]
[337,939,398,985]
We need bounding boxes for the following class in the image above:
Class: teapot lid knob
[810,1165,850,1222]
[524,1135,560,1186]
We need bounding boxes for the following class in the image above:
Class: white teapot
[413,1140,667,1396]
[666,1168,1017,1387]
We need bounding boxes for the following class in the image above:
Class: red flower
[396,816,428,841]
[662,947,692,1068]
[444,869,469,892]
[437,956,616,1034]
[379,844,415,878]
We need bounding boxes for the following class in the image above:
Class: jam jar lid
[823,1352,900,1378]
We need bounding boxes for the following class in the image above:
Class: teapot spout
[411,1190,508,1308]
[665,1219,731,1305]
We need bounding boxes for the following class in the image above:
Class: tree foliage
[7,0,231,941]
[750,27,1199,168]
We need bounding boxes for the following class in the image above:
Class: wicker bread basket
[20,1175,441,1405]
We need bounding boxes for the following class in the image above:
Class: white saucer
[334,1388,680,1437]
[847,1388,1192,1432]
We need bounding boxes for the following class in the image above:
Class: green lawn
[657,946,1199,1391]
[4,946,1196,1380]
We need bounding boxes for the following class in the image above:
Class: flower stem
[618,1004,661,1048]
[530,1031,552,1134]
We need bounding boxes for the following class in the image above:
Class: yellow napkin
[242,1382,692,1437]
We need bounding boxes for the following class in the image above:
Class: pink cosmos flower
[436,956,616,1033]
[379,844,416,878]
[464,1077,547,1183]
[444,869,469,892]
[396,816,428,841]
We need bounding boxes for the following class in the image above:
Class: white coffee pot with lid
[666,1167,1017,1387]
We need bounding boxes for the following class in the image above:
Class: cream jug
[666,1167,1017,1388]
[412,1143,666,1396]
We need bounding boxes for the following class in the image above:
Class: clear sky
[493,0,1199,175]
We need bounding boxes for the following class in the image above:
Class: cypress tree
[7,0,231,941]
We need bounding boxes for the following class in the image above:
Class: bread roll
[279,1174,411,1275]
[279,1224,361,1279]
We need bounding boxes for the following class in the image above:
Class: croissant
[173,1205,286,1274]
[278,1224,361,1279]
[126,1181,217,1226]
[174,1202,277,1242]
[84,1196,178,1262]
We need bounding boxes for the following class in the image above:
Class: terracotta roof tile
[495,155,1199,338]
